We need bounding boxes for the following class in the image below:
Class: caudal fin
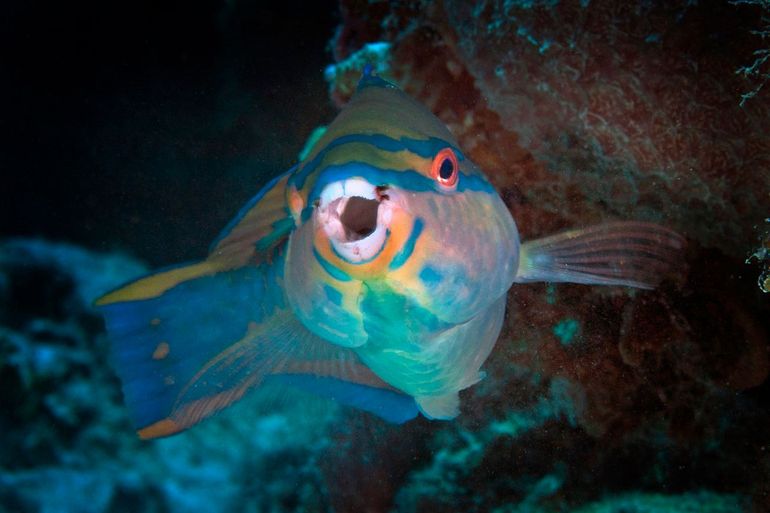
[96,261,290,438]
[97,259,418,438]
[515,221,686,289]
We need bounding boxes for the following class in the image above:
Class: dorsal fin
[208,167,296,267]
[356,64,397,92]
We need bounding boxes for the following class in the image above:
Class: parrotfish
[97,69,684,439]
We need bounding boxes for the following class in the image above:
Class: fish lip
[315,178,395,262]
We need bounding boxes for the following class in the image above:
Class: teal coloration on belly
[323,284,343,306]
[359,280,450,344]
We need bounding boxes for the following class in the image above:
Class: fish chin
[315,178,393,263]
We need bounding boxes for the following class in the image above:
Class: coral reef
[321,0,770,511]
[329,0,770,257]
[0,240,337,513]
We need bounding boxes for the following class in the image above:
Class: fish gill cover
[1,1,769,512]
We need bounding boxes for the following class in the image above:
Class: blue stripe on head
[389,218,424,271]
[305,162,495,208]
[291,134,466,190]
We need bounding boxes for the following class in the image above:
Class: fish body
[281,75,519,417]
[97,70,684,438]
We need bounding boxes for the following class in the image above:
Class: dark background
[1,0,338,266]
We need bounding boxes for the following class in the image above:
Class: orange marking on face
[313,208,413,280]
[152,341,170,360]
[150,318,161,326]
[289,186,305,224]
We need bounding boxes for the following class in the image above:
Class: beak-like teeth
[319,178,377,209]
[315,178,395,263]
[334,197,348,217]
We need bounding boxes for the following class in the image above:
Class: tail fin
[96,262,289,438]
[97,259,419,438]
[515,222,686,289]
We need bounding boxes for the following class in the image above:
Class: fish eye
[431,148,459,189]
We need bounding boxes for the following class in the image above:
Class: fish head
[284,78,520,348]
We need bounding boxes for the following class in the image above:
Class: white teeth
[316,178,394,263]
[319,178,376,208]
[334,197,348,217]
[342,178,377,200]
[319,181,345,208]
[321,212,346,240]
[379,203,392,225]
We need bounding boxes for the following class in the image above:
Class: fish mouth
[315,178,393,263]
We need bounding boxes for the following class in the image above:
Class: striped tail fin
[96,257,418,438]
[96,259,289,438]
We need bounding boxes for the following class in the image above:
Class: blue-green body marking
[389,218,424,270]
[313,247,352,282]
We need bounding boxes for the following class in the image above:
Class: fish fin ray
[268,374,419,424]
[515,222,686,289]
[208,167,296,267]
[269,332,420,423]
[97,261,293,438]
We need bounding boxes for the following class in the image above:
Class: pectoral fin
[268,374,419,424]
[515,221,686,289]
[269,332,419,423]
[96,167,298,307]
[208,167,297,267]
[415,393,460,420]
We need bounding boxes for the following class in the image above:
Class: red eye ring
[430,148,459,189]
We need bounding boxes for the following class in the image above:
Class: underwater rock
[570,491,748,513]
[325,42,394,107]
[331,0,770,259]
[0,239,337,513]
[321,1,770,511]
[747,218,770,293]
